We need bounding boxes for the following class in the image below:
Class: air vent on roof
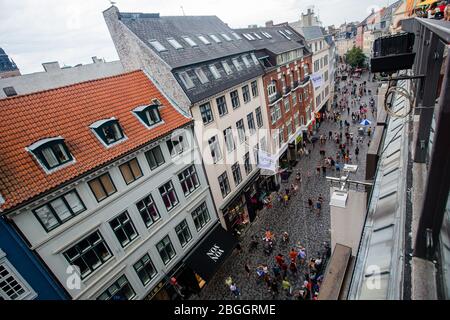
[3,86,17,97]
[152,98,162,106]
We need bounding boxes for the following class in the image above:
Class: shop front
[221,169,262,236]
[147,222,238,300]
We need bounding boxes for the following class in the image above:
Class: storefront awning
[184,223,238,281]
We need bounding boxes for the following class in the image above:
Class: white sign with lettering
[206,244,225,262]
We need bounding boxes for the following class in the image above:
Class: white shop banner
[311,73,323,87]
[257,150,277,173]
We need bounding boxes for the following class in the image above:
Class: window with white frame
[209,64,221,79]
[33,190,85,232]
[255,107,263,128]
[232,58,243,71]
[191,202,211,231]
[156,236,176,265]
[267,81,277,98]
[275,102,282,120]
[231,32,242,40]
[195,67,209,84]
[251,80,258,97]
[109,211,138,248]
[236,119,246,143]
[216,96,228,116]
[292,92,297,106]
[221,33,232,41]
[284,98,290,113]
[136,194,160,228]
[287,119,293,137]
[182,36,198,47]
[230,90,240,109]
[145,146,165,170]
[270,106,277,124]
[251,53,259,65]
[223,127,235,152]
[197,35,211,45]
[178,71,195,89]
[209,34,221,43]
[28,138,73,171]
[166,133,189,157]
[222,60,233,75]
[133,254,157,286]
[63,230,112,279]
[159,180,179,211]
[199,102,214,125]
[175,219,192,247]
[218,171,231,198]
[0,254,35,300]
[231,162,242,186]
[208,135,222,163]
[242,85,250,103]
[97,275,135,300]
[178,165,200,196]
[242,55,251,68]
[244,152,252,174]
[247,112,256,135]
[167,38,183,49]
[149,40,167,52]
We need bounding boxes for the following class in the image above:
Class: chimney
[42,61,61,72]
[265,20,273,27]
[92,56,104,64]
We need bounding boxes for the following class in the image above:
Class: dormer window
[28,137,74,171]
[90,118,125,147]
[134,104,162,128]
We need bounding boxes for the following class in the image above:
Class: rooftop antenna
[180,6,185,16]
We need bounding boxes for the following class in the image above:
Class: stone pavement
[191,68,379,300]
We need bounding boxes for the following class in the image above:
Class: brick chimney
[265,20,274,27]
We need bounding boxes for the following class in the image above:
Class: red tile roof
[0,70,191,212]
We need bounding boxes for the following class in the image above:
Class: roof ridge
[0,69,142,102]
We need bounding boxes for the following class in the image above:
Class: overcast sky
[0,0,393,74]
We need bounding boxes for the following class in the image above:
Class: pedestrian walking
[307,198,313,211]
[289,261,298,275]
[230,283,241,297]
[289,248,298,262]
[355,146,360,160]
[244,262,251,277]
[282,278,292,296]
[315,199,322,214]
[270,280,279,298]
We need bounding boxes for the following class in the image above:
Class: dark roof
[119,13,255,69]
[117,11,264,104]
[381,0,402,21]
[234,26,306,55]
[299,26,324,41]
[324,35,335,47]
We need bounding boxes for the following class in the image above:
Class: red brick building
[235,25,314,167]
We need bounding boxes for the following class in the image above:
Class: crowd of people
[223,63,376,300]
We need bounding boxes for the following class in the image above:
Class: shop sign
[257,149,277,173]
[311,73,323,87]
[206,244,225,262]
[296,135,303,144]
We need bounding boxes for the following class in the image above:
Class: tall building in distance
[0,48,21,78]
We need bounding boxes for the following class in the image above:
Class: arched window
[28,137,73,171]
[90,118,125,146]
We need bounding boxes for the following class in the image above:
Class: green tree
[345,47,367,68]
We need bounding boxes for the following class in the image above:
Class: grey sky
[0,0,392,74]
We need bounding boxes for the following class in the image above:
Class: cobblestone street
[191,70,379,300]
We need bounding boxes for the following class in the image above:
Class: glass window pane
[89,179,106,201]
[100,174,116,195]
[35,206,59,230]
[50,198,72,221]
[120,163,134,184]
[64,191,85,214]
[41,147,59,168]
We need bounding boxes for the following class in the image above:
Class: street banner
[311,73,323,87]
[258,149,277,173]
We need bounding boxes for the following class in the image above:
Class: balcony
[268,91,282,104]
[299,75,310,86]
